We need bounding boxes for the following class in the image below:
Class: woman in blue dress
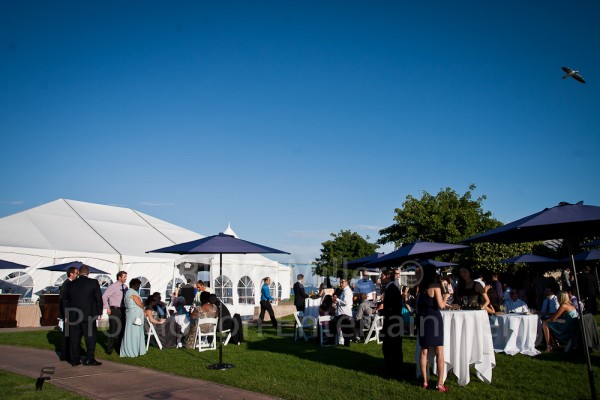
[416,266,450,392]
[542,291,579,352]
[120,278,147,357]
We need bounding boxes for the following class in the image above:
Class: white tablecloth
[490,313,541,356]
[304,298,321,319]
[415,310,495,386]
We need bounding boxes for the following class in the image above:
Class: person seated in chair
[542,291,579,352]
[539,286,560,320]
[354,293,373,341]
[152,292,168,319]
[504,289,530,313]
[144,294,181,348]
[184,291,218,349]
[209,293,234,333]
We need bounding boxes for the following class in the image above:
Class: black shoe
[71,361,81,367]
[106,348,113,355]
[84,359,102,366]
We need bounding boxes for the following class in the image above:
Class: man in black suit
[64,264,103,366]
[58,266,79,362]
[293,274,309,312]
[381,267,403,378]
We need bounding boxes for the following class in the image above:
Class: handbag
[133,317,143,326]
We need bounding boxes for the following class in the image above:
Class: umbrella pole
[208,253,234,370]
[569,240,597,400]
[595,267,600,302]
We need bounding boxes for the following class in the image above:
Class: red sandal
[437,384,450,393]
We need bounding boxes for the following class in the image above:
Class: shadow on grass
[247,328,417,383]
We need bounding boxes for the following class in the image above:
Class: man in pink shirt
[102,271,128,354]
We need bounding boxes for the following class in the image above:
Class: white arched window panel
[54,275,67,287]
[268,279,276,298]
[135,276,151,302]
[95,275,113,294]
[237,276,255,305]
[277,282,282,299]
[3,271,33,299]
[215,275,233,305]
[166,278,185,303]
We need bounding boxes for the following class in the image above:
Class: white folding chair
[318,315,335,347]
[364,314,384,344]
[145,316,163,350]
[193,317,218,352]
[294,311,316,341]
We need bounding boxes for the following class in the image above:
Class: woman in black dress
[417,266,449,392]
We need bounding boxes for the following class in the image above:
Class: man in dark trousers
[293,274,309,312]
[58,266,79,362]
[381,267,403,378]
[101,271,128,354]
[64,264,103,366]
[259,277,278,328]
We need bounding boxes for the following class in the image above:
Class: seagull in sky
[561,66,586,84]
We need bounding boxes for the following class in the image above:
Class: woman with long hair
[416,266,449,392]
[542,291,579,352]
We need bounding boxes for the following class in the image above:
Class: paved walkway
[0,344,279,400]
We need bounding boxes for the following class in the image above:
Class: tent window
[95,275,113,294]
[135,276,151,302]
[3,271,33,300]
[268,279,282,299]
[166,278,185,304]
[237,276,255,305]
[54,275,67,287]
[215,275,233,305]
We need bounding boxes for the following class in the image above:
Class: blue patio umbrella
[0,279,28,295]
[148,232,289,370]
[0,259,28,269]
[463,201,600,400]
[562,250,600,263]
[366,241,468,269]
[346,253,385,271]
[39,261,108,275]
[499,254,559,264]
[582,238,600,248]
[419,259,458,268]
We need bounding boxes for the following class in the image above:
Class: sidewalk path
[0,345,279,400]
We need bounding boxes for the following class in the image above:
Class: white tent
[0,199,290,317]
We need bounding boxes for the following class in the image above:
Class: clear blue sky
[1,1,599,269]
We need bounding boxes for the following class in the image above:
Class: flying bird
[561,67,586,84]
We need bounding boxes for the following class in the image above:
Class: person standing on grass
[64,264,103,366]
[381,267,403,379]
[417,266,449,392]
[259,277,278,328]
[293,274,309,312]
[59,266,79,362]
[102,271,128,355]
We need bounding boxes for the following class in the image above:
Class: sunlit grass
[1,320,599,400]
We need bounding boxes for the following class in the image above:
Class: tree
[378,184,534,274]
[313,230,379,279]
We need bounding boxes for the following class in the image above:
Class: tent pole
[218,253,223,366]
[569,239,597,400]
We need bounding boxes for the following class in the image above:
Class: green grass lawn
[1,321,599,400]
[0,370,88,400]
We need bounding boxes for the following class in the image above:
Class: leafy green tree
[313,230,379,279]
[378,184,537,274]
[378,184,500,246]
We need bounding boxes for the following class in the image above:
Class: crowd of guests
[57,270,242,363]
[295,262,597,392]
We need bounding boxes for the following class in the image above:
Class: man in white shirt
[354,270,376,300]
[540,287,559,320]
[504,289,529,313]
[333,277,354,347]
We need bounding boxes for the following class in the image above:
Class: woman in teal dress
[120,278,147,357]
[542,291,579,352]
